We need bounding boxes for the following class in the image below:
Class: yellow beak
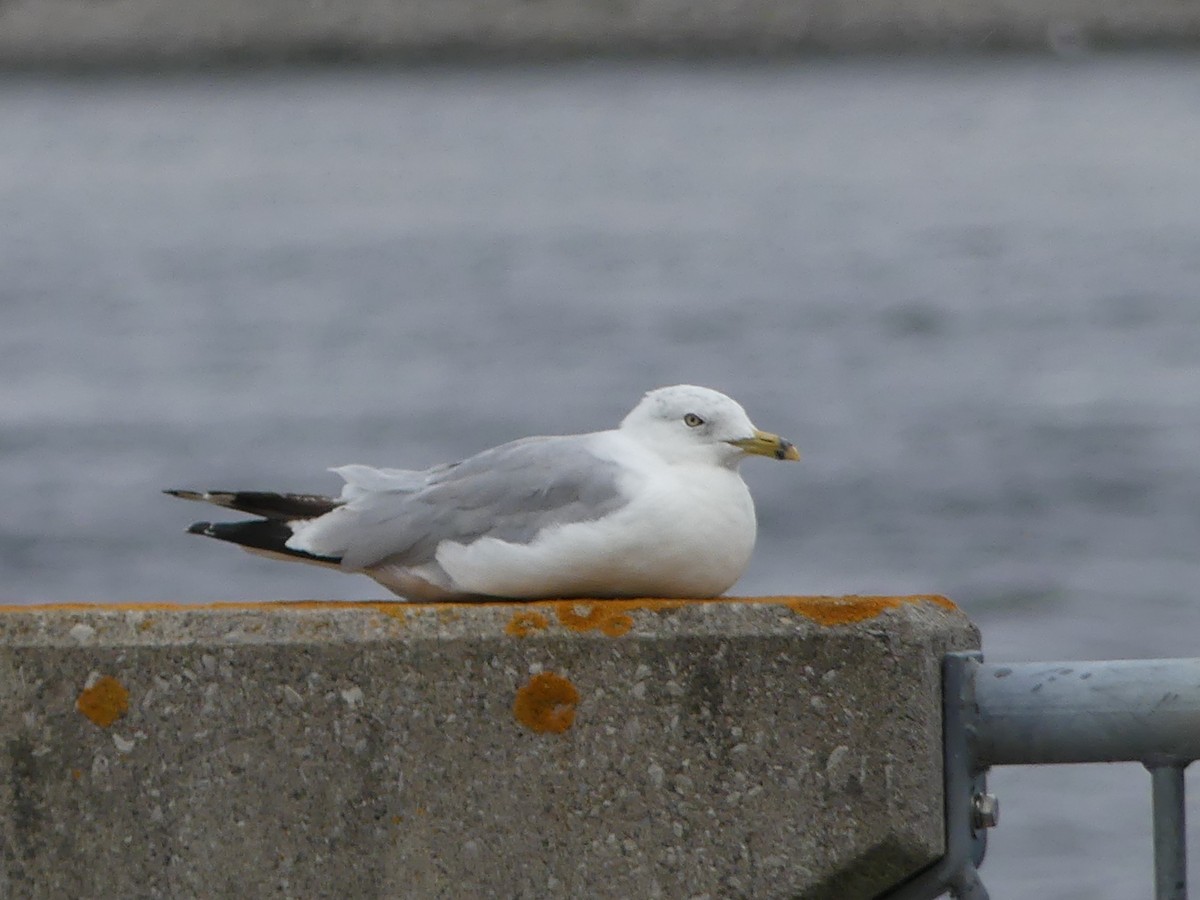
[728,429,801,461]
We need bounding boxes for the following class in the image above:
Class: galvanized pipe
[970,659,1200,767]
[1149,762,1188,900]
[949,863,990,900]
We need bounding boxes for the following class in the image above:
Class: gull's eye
[683,413,705,428]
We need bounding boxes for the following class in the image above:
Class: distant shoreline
[1,0,1198,70]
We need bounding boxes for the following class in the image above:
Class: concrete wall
[0,595,978,899]
[0,0,1197,67]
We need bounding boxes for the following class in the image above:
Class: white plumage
[170,384,799,600]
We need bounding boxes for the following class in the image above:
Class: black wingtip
[164,488,338,520]
[182,518,342,565]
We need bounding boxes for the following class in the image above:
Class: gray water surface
[3,57,1199,897]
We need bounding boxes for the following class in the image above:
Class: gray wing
[296,435,628,570]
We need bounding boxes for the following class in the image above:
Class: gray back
[336,435,627,570]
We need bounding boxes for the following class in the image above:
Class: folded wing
[168,433,630,597]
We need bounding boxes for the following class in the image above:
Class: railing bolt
[971,793,999,830]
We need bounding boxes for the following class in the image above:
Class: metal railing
[881,653,1200,900]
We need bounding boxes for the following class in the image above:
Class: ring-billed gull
[167,384,799,600]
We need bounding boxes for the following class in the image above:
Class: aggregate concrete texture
[0,596,979,899]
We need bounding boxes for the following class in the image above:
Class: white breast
[434,454,758,600]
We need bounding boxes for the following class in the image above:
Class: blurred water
[2,57,1199,897]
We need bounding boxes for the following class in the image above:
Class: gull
[167,384,799,600]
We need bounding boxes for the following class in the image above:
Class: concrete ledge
[0,596,978,899]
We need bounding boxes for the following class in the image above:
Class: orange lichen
[365,603,407,623]
[553,601,635,637]
[782,596,902,626]
[513,672,580,734]
[765,594,955,626]
[599,615,634,637]
[505,610,549,638]
[554,602,604,630]
[71,769,83,781]
[0,595,960,628]
[76,675,129,728]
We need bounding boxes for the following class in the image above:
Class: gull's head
[619,385,800,468]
